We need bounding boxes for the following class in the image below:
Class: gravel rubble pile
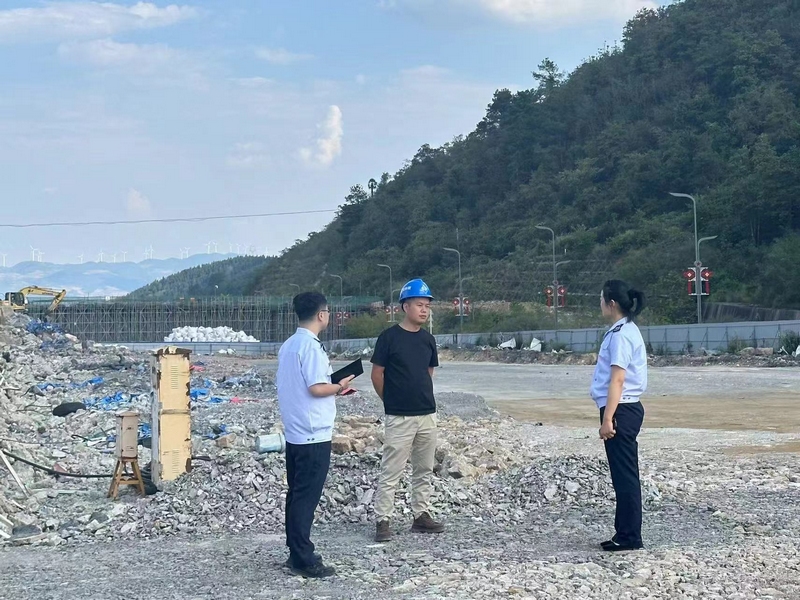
[0,315,799,598]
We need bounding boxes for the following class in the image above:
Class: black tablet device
[331,358,364,384]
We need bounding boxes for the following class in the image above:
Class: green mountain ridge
[175,0,800,323]
[128,256,272,300]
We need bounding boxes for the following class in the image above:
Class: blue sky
[0,0,665,265]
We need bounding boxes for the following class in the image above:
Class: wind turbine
[212,241,218,253]
[1,253,7,267]
[111,252,117,263]
[148,245,154,259]
[183,247,190,258]
[38,252,45,263]
[78,254,84,265]
[98,250,105,263]
[121,251,127,262]
[30,246,39,262]
[206,241,212,254]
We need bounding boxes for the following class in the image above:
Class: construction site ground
[2,357,800,599]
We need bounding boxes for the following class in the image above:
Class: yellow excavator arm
[4,286,67,313]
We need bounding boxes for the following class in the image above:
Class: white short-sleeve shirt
[277,328,335,445]
[590,317,647,409]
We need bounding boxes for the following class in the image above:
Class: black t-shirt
[370,324,439,416]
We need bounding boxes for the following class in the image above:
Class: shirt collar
[608,317,627,331]
[296,327,320,342]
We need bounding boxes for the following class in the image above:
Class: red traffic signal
[544,286,554,297]
[700,268,713,280]
[683,269,696,281]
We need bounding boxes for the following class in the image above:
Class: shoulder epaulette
[603,323,624,339]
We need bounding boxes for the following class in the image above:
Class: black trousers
[285,440,331,568]
[600,402,644,546]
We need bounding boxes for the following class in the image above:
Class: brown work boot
[375,520,392,542]
[411,512,444,534]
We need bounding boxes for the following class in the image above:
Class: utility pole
[669,193,717,324]
[535,225,559,329]
[443,247,464,333]
[378,264,393,322]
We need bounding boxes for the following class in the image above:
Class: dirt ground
[426,362,800,432]
[3,359,800,599]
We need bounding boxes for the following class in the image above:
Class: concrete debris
[498,338,517,350]
[2,311,800,600]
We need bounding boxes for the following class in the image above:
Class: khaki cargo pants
[374,413,437,521]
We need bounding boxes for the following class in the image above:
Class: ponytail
[627,289,646,318]
[602,280,646,322]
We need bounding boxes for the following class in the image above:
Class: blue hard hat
[399,279,434,302]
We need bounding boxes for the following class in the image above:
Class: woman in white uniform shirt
[591,280,647,551]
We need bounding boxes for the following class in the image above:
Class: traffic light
[699,268,713,295]
[683,268,696,296]
[557,285,567,308]
[544,286,554,307]
[683,267,713,295]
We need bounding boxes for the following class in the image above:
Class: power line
[0,209,337,229]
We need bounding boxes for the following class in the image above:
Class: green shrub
[779,331,800,352]
[727,336,748,354]
[345,314,389,339]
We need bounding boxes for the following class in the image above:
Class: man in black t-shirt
[371,278,444,542]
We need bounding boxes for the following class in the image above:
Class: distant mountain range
[0,254,244,298]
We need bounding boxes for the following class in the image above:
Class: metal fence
[108,319,800,356]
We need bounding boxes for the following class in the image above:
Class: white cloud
[126,188,151,215]
[382,0,657,25]
[0,2,198,43]
[226,142,270,169]
[476,0,657,23]
[299,105,343,168]
[355,74,367,85]
[57,38,206,87]
[255,47,314,65]
[58,38,182,70]
[232,77,274,88]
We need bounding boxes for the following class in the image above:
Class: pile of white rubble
[164,326,260,343]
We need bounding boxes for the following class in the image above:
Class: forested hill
[249,0,800,321]
[128,256,271,300]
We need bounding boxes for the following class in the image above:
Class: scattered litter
[83,391,148,412]
[498,338,517,350]
[52,402,87,417]
[38,377,104,392]
[203,424,228,439]
[26,320,64,335]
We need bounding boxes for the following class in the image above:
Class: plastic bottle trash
[255,433,286,454]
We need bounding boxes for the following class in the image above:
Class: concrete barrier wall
[108,319,800,356]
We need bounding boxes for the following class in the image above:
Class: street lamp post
[329,274,343,299]
[377,264,393,322]
[669,193,717,324]
[535,225,560,329]
[443,247,463,333]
